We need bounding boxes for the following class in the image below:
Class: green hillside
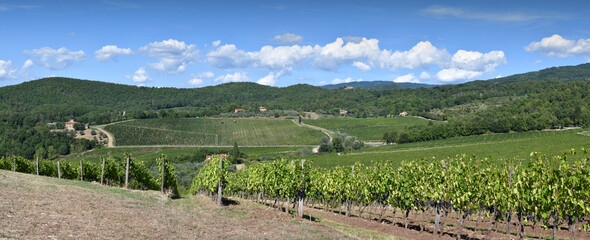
[0,63,589,126]
[3,63,590,159]
[104,118,326,146]
[304,116,442,141]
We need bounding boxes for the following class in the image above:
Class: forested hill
[1,63,590,125]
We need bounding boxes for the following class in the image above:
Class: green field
[60,146,299,165]
[303,116,442,141]
[306,129,590,169]
[104,118,326,146]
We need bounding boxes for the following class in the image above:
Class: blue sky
[1,0,590,88]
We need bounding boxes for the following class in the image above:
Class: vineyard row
[191,150,590,240]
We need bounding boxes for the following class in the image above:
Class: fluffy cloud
[207,44,316,70]
[95,45,133,61]
[139,39,199,73]
[207,44,255,69]
[313,37,380,71]
[196,71,214,79]
[435,68,482,82]
[353,61,371,71]
[214,72,250,83]
[419,72,431,80]
[257,68,290,86]
[187,71,215,86]
[22,59,33,70]
[331,77,363,84]
[374,41,450,70]
[273,33,303,44]
[525,34,590,58]
[212,40,221,47]
[449,50,506,72]
[0,60,17,79]
[187,78,203,85]
[24,47,87,70]
[205,37,505,82]
[255,45,316,69]
[393,73,420,83]
[125,67,150,83]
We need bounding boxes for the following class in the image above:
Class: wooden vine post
[125,155,130,189]
[217,155,223,206]
[57,161,61,179]
[13,157,16,172]
[297,159,305,218]
[506,165,514,234]
[346,165,354,217]
[100,157,105,185]
[80,160,83,181]
[36,156,39,175]
[161,156,166,194]
[434,161,447,235]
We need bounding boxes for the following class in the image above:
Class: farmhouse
[340,109,348,115]
[345,86,354,90]
[205,154,231,162]
[399,111,408,116]
[234,108,245,113]
[64,119,78,131]
[259,106,267,112]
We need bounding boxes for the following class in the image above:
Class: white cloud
[139,39,199,73]
[0,60,17,79]
[187,71,214,86]
[204,37,506,83]
[257,68,290,86]
[212,40,221,47]
[419,71,431,79]
[196,71,214,79]
[393,73,420,83]
[450,50,506,72]
[533,59,542,64]
[331,77,363,84]
[125,67,150,83]
[214,72,250,83]
[525,34,590,58]
[313,37,381,71]
[24,47,87,70]
[95,45,133,61]
[435,68,482,82]
[255,45,316,70]
[353,61,371,71]
[207,44,316,70]
[187,78,203,85]
[207,44,255,69]
[374,41,450,70]
[21,59,33,70]
[422,5,550,22]
[273,33,303,44]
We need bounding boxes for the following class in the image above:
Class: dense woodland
[1,63,590,158]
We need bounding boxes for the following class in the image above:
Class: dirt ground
[2,170,586,240]
[302,201,588,240]
[0,170,392,240]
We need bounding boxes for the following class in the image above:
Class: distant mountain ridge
[320,81,435,90]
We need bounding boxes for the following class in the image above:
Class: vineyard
[191,152,590,240]
[0,154,178,196]
[304,116,441,141]
[309,129,590,168]
[104,118,325,146]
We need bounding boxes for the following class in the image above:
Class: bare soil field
[0,170,394,240]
